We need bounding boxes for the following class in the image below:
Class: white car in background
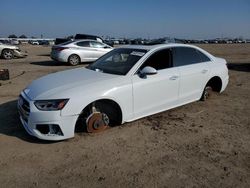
[51,39,113,65]
[0,43,27,59]
[18,44,229,141]
[30,41,39,45]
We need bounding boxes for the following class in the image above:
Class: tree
[8,34,17,38]
[19,34,27,38]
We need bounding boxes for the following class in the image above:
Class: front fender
[60,83,133,123]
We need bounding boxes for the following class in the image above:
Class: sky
[0,0,250,39]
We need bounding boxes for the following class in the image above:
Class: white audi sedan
[51,39,113,65]
[18,44,229,140]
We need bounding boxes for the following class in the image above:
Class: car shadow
[37,54,51,57]
[30,61,92,67]
[30,61,66,66]
[227,63,250,72]
[0,100,56,144]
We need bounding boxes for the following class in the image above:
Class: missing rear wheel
[201,86,212,101]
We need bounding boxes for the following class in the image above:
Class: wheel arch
[75,98,123,131]
[67,53,81,62]
[1,48,14,55]
[205,76,223,92]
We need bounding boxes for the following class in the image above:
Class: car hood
[24,67,119,100]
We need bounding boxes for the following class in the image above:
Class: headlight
[34,99,69,111]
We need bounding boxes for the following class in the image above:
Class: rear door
[172,47,211,104]
[75,41,96,61]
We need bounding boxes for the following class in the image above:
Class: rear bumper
[50,51,68,62]
[221,75,229,92]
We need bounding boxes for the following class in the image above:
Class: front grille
[18,95,30,123]
[36,124,64,136]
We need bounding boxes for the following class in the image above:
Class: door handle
[201,69,208,74]
[169,75,179,80]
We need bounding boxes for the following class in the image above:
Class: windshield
[87,48,147,75]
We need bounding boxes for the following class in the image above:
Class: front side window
[172,47,210,67]
[87,48,147,75]
[139,49,171,71]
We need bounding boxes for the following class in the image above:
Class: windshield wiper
[86,65,103,72]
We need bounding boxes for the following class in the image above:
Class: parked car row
[103,37,250,45]
[0,39,18,45]
[28,40,52,45]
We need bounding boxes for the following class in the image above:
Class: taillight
[53,47,68,51]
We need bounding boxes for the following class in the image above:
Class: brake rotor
[86,112,109,133]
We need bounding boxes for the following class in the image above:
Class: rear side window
[76,41,90,47]
[90,41,105,48]
[172,47,210,67]
[140,49,171,70]
[197,50,211,62]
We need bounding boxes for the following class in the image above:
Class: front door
[132,49,180,119]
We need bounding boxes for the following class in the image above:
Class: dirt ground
[0,44,249,188]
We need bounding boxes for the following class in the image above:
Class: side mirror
[139,66,157,78]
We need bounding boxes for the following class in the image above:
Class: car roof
[118,43,215,61]
[72,39,102,43]
[58,39,104,46]
[118,43,200,51]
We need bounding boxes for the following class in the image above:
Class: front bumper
[14,49,28,58]
[17,93,78,141]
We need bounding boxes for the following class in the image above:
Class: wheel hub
[70,55,79,65]
[204,86,212,99]
[86,112,109,133]
[4,51,13,59]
